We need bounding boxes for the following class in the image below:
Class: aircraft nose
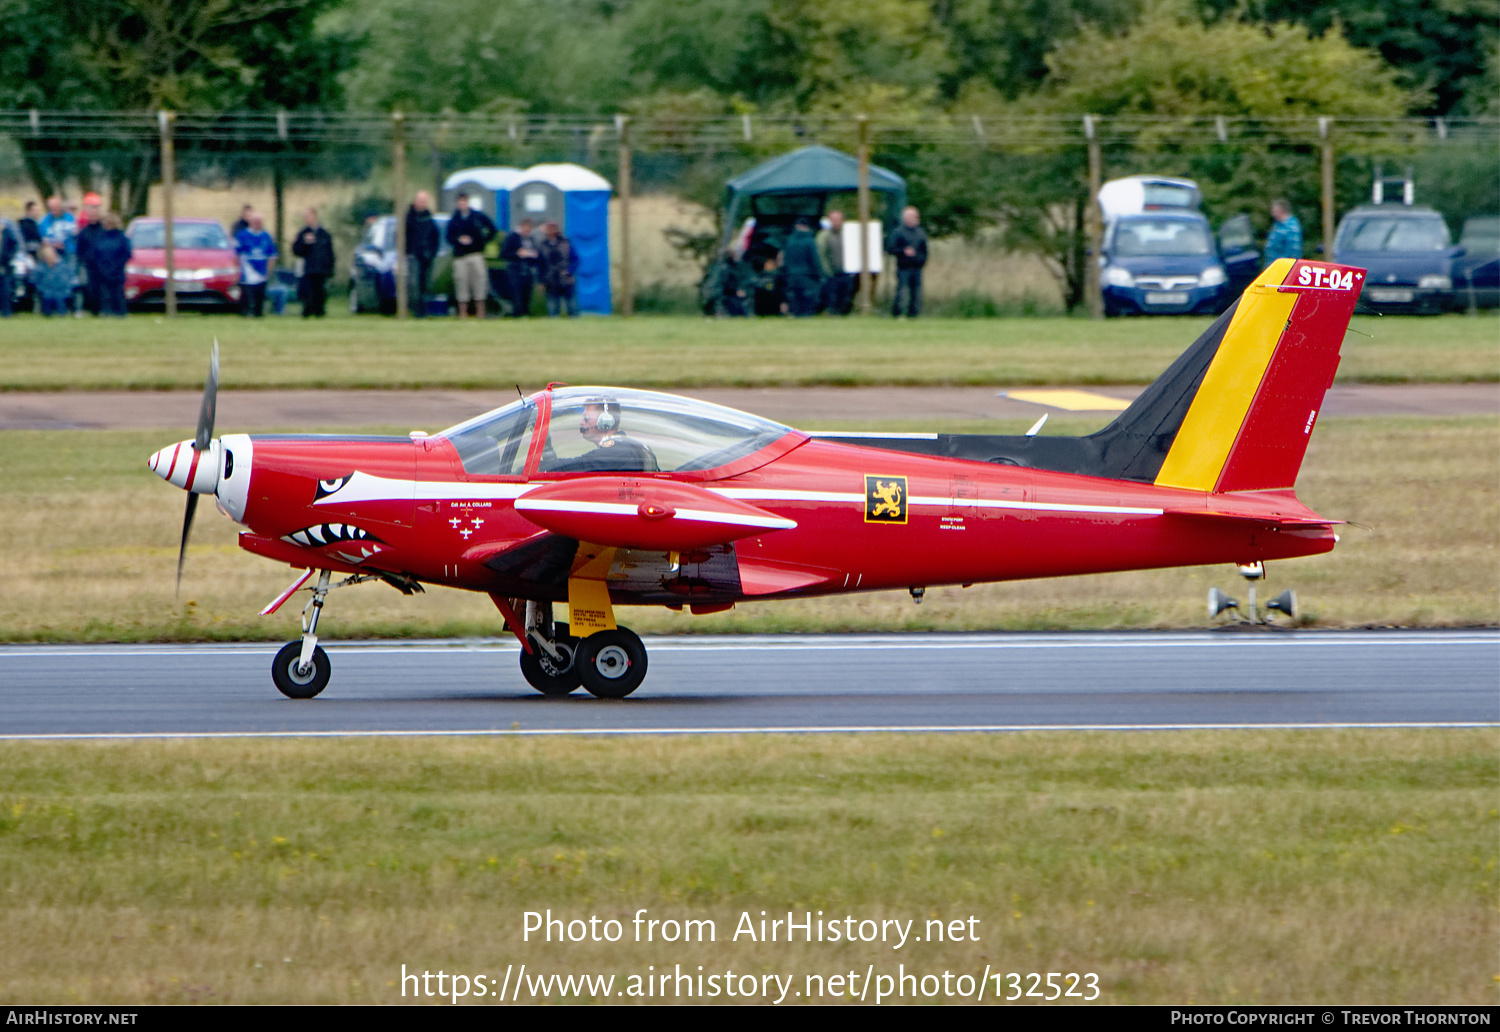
[148,439,220,494]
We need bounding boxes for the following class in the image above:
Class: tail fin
[1152,259,1361,493]
[808,259,1363,486]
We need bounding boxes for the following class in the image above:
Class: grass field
[0,730,1492,1004]
[0,312,1495,391]
[0,415,1494,642]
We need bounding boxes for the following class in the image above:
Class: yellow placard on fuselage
[567,577,617,636]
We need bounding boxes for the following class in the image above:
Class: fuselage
[155,409,1336,609]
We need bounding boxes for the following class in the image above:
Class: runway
[1,631,1495,739]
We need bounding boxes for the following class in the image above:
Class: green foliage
[1197,0,1500,116]
[0,0,360,215]
[1042,5,1414,117]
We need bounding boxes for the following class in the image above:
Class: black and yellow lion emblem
[864,475,908,524]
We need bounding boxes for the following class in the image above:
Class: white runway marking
[0,722,1493,742]
[2,630,1495,659]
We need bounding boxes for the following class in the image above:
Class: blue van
[1097,176,1260,316]
[1332,205,1462,314]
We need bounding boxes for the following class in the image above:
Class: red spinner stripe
[184,447,203,490]
[164,443,183,481]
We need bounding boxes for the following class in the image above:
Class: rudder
[1153,259,1363,493]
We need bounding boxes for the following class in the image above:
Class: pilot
[548,398,658,472]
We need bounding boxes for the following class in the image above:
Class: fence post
[158,109,177,319]
[392,111,408,319]
[857,115,872,315]
[273,110,289,258]
[617,115,633,318]
[1084,114,1103,320]
[1319,117,1335,257]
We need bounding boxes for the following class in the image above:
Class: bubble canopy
[437,387,794,477]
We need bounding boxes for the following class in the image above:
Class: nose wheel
[273,569,334,699]
[272,641,331,699]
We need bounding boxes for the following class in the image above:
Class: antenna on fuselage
[1025,413,1048,437]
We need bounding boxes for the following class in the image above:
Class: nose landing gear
[273,569,333,698]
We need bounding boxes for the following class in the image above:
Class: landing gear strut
[518,600,581,696]
[270,569,383,698]
[273,570,332,698]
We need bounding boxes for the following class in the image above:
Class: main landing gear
[513,600,649,699]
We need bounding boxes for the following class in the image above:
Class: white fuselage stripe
[320,474,1163,518]
[515,498,796,530]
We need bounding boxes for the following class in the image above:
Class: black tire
[576,627,648,699]
[519,621,580,696]
[272,641,331,699]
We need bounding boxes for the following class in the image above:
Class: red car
[124,217,242,311]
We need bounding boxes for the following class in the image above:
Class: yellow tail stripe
[1154,260,1298,491]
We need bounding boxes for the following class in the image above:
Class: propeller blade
[179,341,217,593]
[176,492,199,595]
[195,339,219,452]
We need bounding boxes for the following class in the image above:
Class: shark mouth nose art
[281,524,382,548]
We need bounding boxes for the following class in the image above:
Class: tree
[1196,0,1500,116]
[0,0,360,215]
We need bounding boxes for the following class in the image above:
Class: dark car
[1453,216,1498,310]
[348,214,453,315]
[1332,205,1460,314]
[1099,212,1259,316]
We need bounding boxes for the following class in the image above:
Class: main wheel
[272,641,330,699]
[576,627,648,699]
[519,621,580,696]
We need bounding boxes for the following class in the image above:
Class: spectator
[885,206,928,318]
[235,212,278,317]
[0,214,18,317]
[18,200,41,258]
[231,204,254,239]
[536,220,579,317]
[292,207,335,318]
[705,246,753,317]
[753,254,784,316]
[404,190,440,317]
[781,218,824,317]
[817,210,854,315]
[75,195,104,315]
[1265,198,1303,266]
[89,212,132,318]
[500,218,539,317]
[38,196,77,311]
[33,244,73,317]
[446,192,496,319]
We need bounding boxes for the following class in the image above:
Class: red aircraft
[150,259,1362,699]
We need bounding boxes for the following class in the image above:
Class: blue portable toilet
[510,163,612,314]
[441,167,524,229]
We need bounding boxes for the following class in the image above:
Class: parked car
[1331,205,1460,314]
[124,218,241,311]
[348,214,455,314]
[1452,216,1498,310]
[1097,176,1259,317]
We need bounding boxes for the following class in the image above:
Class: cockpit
[437,386,793,478]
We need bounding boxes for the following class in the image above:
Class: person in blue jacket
[235,212,278,317]
[1265,199,1303,266]
[32,244,74,317]
[88,212,133,317]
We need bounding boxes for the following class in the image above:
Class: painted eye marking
[281,524,382,548]
[315,476,350,499]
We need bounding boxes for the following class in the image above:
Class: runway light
[1208,587,1239,619]
[1265,590,1298,620]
